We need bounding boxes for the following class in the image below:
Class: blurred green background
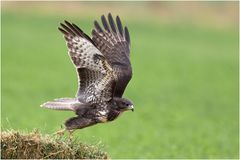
[1,1,238,158]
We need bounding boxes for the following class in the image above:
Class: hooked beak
[128,105,134,112]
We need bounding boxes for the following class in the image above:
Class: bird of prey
[41,13,133,134]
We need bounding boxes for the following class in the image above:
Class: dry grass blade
[1,130,108,159]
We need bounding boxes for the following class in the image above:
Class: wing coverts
[92,13,132,97]
[59,21,116,104]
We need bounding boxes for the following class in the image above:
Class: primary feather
[92,13,132,97]
[58,21,116,104]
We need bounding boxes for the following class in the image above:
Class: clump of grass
[1,130,108,159]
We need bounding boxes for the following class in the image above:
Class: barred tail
[40,98,81,111]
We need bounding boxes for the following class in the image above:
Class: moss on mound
[1,130,108,159]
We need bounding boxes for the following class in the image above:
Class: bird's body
[41,13,133,133]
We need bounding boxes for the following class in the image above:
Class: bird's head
[112,97,134,112]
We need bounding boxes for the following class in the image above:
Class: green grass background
[1,2,239,158]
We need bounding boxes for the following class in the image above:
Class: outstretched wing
[92,13,132,97]
[58,21,116,104]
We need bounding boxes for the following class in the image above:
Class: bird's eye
[122,102,126,105]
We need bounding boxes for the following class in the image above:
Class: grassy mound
[1,130,108,159]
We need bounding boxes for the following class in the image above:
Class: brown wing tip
[108,12,112,18]
[116,15,123,36]
[64,20,71,25]
[124,26,130,45]
[58,27,68,35]
[60,22,67,28]
[95,13,130,43]
[101,14,110,32]
[61,20,97,47]
[108,13,117,33]
[94,20,103,32]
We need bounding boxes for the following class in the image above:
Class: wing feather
[58,21,116,104]
[101,15,110,32]
[116,16,123,36]
[94,20,103,33]
[92,13,132,97]
[108,13,117,33]
[124,26,130,45]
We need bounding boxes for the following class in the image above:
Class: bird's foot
[54,128,66,137]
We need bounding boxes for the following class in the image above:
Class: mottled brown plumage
[41,13,133,133]
[92,14,132,97]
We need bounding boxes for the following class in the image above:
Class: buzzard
[41,13,133,135]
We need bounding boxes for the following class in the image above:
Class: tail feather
[40,98,81,111]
